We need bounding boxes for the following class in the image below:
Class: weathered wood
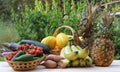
[0,60,120,72]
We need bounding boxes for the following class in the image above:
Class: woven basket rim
[6,55,46,71]
[7,54,45,63]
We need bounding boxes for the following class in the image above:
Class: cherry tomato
[25,50,29,54]
[30,44,34,49]
[5,56,9,60]
[28,50,35,55]
[37,47,42,51]
[33,46,37,50]
[11,52,17,56]
[6,56,12,61]
[36,50,40,54]
[28,51,32,54]
[32,49,36,55]
[18,45,24,50]
[8,57,12,61]
[25,44,30,49]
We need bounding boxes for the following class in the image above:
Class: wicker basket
[50,49,60,55]
[7,55,45,71]
[51,25,81,55]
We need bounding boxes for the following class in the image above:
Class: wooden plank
[0,60,120,72]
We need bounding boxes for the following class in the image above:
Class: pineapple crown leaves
[79,4,100,38]
[98,12,115,37]
[102,12,114,28]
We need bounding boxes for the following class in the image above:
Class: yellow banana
[85,56,93,66]
[70,45,80,59]
[76,45,82,50]
[71,45,80,53]
[64,44,78,60]
[79,59,86,67]
[60,47,65,58]
[63,38,78,61]
[61,58,71,67]
[71,59,79,67]
[78,48,89,59]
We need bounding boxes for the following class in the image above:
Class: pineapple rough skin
[91,36,115,66]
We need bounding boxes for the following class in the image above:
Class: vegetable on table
[11,44,44,61]
[13,54,34,61]
[43,54,67,68]
[19,40,51,54]
[43,60,57,68]
[57,61,67,68]
[12,50,25,61]
[45,54,63,62]
[1,43,19,51]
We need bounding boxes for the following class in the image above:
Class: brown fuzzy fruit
[57,61,67,68]
[43,60,57,68]
[46,54,63,62]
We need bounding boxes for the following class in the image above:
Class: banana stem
[68,38,74,47]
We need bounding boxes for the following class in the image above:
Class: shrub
[11,0,86,41]
[112,18,120,59]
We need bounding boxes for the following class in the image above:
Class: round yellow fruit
[56,33,69,49]
[41,36,56,50]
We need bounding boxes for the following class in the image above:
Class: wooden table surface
[0,60,120,72]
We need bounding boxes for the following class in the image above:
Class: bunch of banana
[60,38,93,67]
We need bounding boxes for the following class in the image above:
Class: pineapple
[91,12,115,66]
[79,4,99,51]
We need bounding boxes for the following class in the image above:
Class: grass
[0,19,19,43]
[0,19,19,61]
[0,56,4,61]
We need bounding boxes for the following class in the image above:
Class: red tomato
[32,50,36,55]
[25,44,30,49]
[11,52,17,56]
[18,45,24,50]
[8,57,12,61]
[6,56,12,61]
[28,50,35,55]
[30,45,34,48]
[5,56,9,60]
[33,46,37,50]
[36,50,40,54]
[25,50,29,54]
[28,51,32,54]
[37,47,42,51]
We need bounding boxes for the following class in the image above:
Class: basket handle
[53,25,81,46]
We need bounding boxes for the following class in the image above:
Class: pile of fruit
[43,54,67,68]
[2,25,93,69]
[41,33,69,53]
[41,25,82,55]
[60,38,92,67]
